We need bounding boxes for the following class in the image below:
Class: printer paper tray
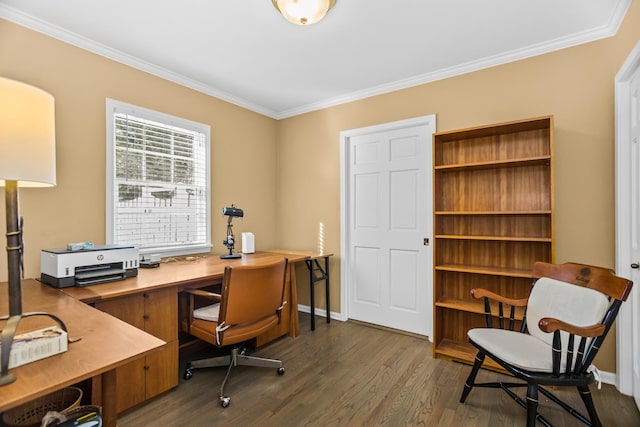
[75,267,126,287]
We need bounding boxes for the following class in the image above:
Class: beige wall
[2,3,639,373]
[277,3,640,372]
[0,19,279,280]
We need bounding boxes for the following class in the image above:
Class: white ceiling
[0,0,632,119]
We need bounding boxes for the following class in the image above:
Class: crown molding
[2,0,631,120]
[274,0,632,119]
[0,5,279,118]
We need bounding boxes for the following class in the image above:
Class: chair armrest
[471,288,528,307]
[471,288,528,331]
[539,317,606,376]
[184,288,222,301]
[538,318,606,338]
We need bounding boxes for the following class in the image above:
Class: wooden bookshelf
[432,116,554,366]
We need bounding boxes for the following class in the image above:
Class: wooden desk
[0,280,164,427]
[61,251,306,340]
[59,251,307,413]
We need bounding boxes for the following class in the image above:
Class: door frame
[339,114,436,333]
[615,39,640,404]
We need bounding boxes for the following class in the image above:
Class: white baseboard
[601,370,616,387]
[297,304,342,322]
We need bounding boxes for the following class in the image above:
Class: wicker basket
[2,387,82,427]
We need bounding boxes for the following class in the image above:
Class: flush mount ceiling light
[272,0,336,26]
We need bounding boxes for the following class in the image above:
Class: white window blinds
[106,99,211,256]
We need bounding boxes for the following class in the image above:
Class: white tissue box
[242,232,255,253]
[0,326,68,369]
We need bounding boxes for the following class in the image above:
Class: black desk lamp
[220,205,243,259]
[0,77,68,386]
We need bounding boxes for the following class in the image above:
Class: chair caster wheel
[277,367,285,375]
[184,368,193,380]
[220,396,231,408]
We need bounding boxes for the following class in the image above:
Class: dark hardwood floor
[119,313,640,426]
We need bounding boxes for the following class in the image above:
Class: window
[106,99,211,256]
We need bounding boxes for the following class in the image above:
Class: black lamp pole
[5,180,22,316]
[0,181,68,386]
[1,180,25,385]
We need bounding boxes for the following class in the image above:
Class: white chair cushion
[468,328,555,372]
[468,277,610,373]
[527,277,609,348]
[193,303,220,322]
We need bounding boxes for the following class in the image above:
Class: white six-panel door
[340,115,435,337]
[615,41,640,410]
[630,63,640,411]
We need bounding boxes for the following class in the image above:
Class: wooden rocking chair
[459,261,633,426]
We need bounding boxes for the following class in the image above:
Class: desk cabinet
[94,287,178,413]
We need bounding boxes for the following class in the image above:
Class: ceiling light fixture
[272,0,336,26]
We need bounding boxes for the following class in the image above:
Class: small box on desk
[242,232,255,254]
[0,326,68,369]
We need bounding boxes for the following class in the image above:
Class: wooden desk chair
[183,258,288,408]
[459,261,633,427]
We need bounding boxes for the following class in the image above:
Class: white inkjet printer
[41,244,139,288]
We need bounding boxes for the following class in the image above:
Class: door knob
[631,263,639,269]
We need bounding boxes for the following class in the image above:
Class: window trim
[105,98,212,256]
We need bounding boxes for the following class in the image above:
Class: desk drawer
[94,287,178,342]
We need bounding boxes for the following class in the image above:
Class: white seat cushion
[193,303,220,322]
[468,328,556,372]
[468,277,610,373]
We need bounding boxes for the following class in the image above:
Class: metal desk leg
[306,259,316,331]
[324,256,330,325]
[306,256,331,331]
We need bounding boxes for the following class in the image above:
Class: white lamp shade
[273,0,335,25]
[0,77,56,187]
